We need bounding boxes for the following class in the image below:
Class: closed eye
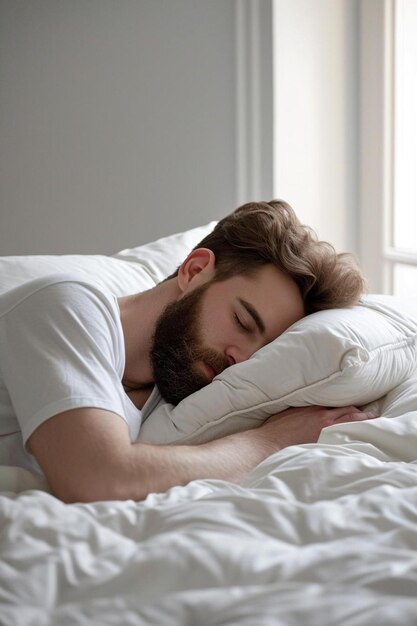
[234,313,250,333]
[237,298,266,336]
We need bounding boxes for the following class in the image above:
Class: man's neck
[118,278,180,389]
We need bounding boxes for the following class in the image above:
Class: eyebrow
[238,298,266,335]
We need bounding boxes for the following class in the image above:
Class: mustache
[151,336,230,406]
[186,344,230,377]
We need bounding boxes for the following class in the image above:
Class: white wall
[273,0,359,253]
[0,0,359,256]
[1,0,260,255]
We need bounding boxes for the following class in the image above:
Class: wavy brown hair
[173,200,366,314]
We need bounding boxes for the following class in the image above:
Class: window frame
[359,0,417,294]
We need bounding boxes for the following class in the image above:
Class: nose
[225,344,254,366]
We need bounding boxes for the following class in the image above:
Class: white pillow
[318,371,417,462]
[0,222,217,296]
[113,221,218,282]
[139,294,417,445]
[0,254,156,296]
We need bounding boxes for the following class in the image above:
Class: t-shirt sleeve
[0,279,129,446]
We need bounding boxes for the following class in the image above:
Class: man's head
[151,200,365,404]
[151,258,304,404]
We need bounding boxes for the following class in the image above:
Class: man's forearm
[116,404,375,502]
[116,427,275,502]
[29,407,275,504]
[29,406,373,503]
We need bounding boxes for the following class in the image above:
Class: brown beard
[151,282,229,405]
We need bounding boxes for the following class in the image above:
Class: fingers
[316,406,377,423]
[265,405,379,428]
[322,405,361,418]
[334,411,378,424]
[316,406,378,428]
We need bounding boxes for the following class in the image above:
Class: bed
[1,224,417,625]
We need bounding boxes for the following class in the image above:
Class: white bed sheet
[1,404,417,625]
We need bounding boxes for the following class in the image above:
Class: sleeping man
[0,200,376,502]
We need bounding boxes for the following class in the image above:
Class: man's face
[151,263,305,405]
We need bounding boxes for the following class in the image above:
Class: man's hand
[255,405,377,453]
[28,405,376,503]
[203,405,378,484]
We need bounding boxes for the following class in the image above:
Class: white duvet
[1,393,417,625]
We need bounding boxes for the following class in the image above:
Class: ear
[177,248,216,294]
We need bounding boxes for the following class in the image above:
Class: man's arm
[27,406,375,503]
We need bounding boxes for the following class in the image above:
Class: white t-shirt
[0,273,151,476]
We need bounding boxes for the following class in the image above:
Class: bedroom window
[389,0,417,294]
[359,0,417,295]
[362,0,417,295]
